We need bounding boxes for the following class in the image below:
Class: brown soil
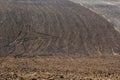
[0,56,120,80]
[0,0,120,80]
[0,0,120,57]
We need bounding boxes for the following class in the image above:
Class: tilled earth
[0,0,120,57]
[0,0,120,80]
[0,56,120,80]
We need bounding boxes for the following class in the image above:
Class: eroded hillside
[0,0,120,57]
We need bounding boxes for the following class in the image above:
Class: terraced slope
[0,0,120,57]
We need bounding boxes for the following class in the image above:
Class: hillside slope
[0,0,120,57]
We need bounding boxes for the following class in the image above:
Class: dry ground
[70,0,120,30]
[0,56,120,80]
[0,0,120,56]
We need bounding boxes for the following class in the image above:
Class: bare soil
[0,0,120,57]
[0,56,120,80]
[0,1,120,79]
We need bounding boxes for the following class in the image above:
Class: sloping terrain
[0,0,120,57]
[70,0,120,32]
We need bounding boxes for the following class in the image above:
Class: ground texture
[0,56,120,80]
[0,0,120,80]
[70,0,120,31]
[0,0,120,57]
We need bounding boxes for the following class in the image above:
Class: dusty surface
[0,0,120,57]
[70,0,120,31]
[0,56,120,80]
[0,1,120,80]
